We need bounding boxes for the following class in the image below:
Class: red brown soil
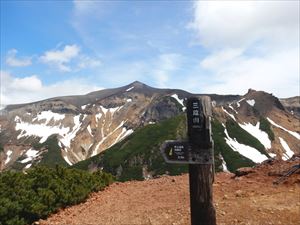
[39,159,300,225]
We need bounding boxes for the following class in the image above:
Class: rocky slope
[39,157,300,225]
[0,82,299,175]
[280,96,300,117]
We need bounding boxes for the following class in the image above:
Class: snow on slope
[92,120,133,156]
[238,122,271,149]
[223,124,268,163]
[15,116,70,143]
[219,153,229,172]
[171,94,186,111]
[126,86,134,92]
[59,115,82,148]
[35,111,65,124]
[222,107,236,121]
[279,137,294,160]
[229,104,238,114]
[63,155,73,165]
[236,98,245,107]
[20,148,40,163]
[267,118,300,140]
[87,125,93,136]
[246,99,255,107]
[4,150,12,165]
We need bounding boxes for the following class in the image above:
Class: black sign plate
[161,141,189,164]
[160,140,214,164]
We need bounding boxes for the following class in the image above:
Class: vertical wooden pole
[189,164,216,225]
[187,97,216,225]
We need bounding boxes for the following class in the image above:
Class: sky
[0,0,299,107]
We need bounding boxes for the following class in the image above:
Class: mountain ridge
[0,81,299,176]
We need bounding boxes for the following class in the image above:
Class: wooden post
[187,97,216,225]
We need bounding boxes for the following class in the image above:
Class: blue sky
[1,0,299,107]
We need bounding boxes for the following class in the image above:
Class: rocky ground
[39,157,300,225]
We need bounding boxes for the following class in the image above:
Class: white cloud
[189,1,299,97]
[40,44,80,72]
[0,71,103,108]
[6,49,32,67]
[39,44,102,72]
[190,1,299,49]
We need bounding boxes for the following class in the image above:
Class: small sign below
[160,140,214,164]
[161,141,189,164]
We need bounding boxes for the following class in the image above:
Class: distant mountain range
[0,81,299,180]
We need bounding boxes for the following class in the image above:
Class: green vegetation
[10,136,68,171]
[0,166,114,225]
[73,115,189,181]
[259,117,275,141]
[226,119,269,157]
[212,119,255,172]
[74,115,263,178]
[36,136,69,167]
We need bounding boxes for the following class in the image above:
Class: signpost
[160,96,216,225]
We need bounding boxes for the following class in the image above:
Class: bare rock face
[280,96,300,118]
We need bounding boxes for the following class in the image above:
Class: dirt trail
[40,159,300,225]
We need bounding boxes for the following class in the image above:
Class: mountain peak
[243,89,285,114]
[128,81,147,88]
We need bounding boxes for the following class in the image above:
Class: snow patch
[269,153,276,158]
[35,111,65,124]
[171,94,186,111]
[238,122,271,149]
[110,106,122,114]
[63,155,73,165]
[15,117,70,143]
[81,104,88,110]
[219,153,229,172]
[92,121,132,156]
[126,98,132,102]
[100,106,108,114]
[5,150,13,165]
[149,121,156,125]
[95,113,102,123]
[267,118,300,140]
[126,86,134,92]
[59,115,82,148]
[236,98,245,107]
[222,107,236,121]
[87,125,93,136]
[279,137,294,160]
[224,126,268,163]
[246,99,255,107]
[20,148,40,163]
[229,104,238,114]
[24,164,32,169]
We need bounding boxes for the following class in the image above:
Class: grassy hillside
[73,115,261,179]
[226,119,269,157]
[259,117,275,141]
[212,119,255,172]
[10,136,68,171]
[73,114,189,181]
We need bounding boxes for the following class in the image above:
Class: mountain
[0,82,299,179]
[280,96,300,117]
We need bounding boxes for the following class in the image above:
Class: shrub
[0,166,114,225]
[259,117,275,141]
